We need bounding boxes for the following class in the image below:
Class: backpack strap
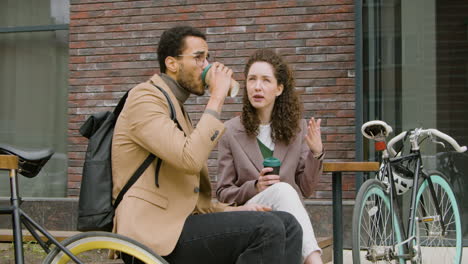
[113,90,130,117]
[114,153,156,209]
[150,81,183,187]
[150,80,182,188]
[114,82,180,209]
[150,80,183,131]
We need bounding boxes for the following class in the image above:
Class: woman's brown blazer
[216,116,323,205]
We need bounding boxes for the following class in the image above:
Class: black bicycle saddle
[0,144,54,178]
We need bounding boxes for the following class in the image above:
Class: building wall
[436,0,468,148]
[67,0,356,198]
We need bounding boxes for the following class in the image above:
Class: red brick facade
[68,0,356,198]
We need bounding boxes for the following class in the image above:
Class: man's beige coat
[111,74,227,256]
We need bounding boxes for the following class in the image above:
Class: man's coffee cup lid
[263,157,281,167]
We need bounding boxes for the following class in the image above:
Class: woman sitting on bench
[216,49,324,264]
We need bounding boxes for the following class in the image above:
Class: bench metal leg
[332,172,343,264]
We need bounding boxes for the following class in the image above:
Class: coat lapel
[233,129,264,172]
[232,122,291,172]
[272,140,289,166]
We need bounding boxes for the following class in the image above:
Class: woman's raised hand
[305,117,323,156]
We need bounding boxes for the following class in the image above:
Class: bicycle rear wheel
[414,172,462,264]
[352,179,404,264]
[43,231,168,264]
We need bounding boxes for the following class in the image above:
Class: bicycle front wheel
[43,231,168,264]
[352,179,404,264]
[414,172,462,264]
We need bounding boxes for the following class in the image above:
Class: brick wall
[68,0,356,198]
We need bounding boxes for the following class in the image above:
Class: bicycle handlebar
[387,131,407,156]
[387,128,467,157]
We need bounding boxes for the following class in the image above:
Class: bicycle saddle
[0,144,54,178]
[361,120,393,141]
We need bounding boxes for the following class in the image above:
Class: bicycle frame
[0,163,83,264]
[380,149,447,261]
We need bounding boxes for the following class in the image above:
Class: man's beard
[177,65,205,96]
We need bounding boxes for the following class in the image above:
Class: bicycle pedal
[418,215,440,223]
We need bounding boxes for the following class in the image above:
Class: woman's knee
[271,182,297,195]
[265,182,301,203]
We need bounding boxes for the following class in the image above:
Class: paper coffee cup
[201,64,239,97]
[263,157,281,175]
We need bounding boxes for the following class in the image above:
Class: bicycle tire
[43,231,168,264]
[352,179,405,264]
[413,171,462,264]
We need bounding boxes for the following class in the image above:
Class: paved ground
[0,242,46,263]
[328,249,468,263]
[3,243,466,263]
[0,242,122,263]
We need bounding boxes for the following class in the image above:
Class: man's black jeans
[163,210,303,264]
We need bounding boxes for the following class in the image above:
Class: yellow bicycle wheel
[43,231,167,264]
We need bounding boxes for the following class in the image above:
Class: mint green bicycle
[352,120,466,263]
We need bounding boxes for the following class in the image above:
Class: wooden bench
[317,236,333,263]
[0,229,81,242]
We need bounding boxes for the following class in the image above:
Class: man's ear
[165,56,179,73]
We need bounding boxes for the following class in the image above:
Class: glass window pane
[0,0,69,197]
[362,0,468,242]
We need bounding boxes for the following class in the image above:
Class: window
[362,0,468,241]
[0,0,69,197]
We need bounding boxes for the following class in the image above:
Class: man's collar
[160,73,190,104]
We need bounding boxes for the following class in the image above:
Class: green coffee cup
[263,157,281,175]
[201,64,212,86]
[201,64,239,97]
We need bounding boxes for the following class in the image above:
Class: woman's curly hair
[241,49,302,144]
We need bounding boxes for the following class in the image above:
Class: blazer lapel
[272,140,289,166]
[233,129,264,172]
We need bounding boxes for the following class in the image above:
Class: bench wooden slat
[317,236,332,248]
[0,155,18,170]
[0,229,80,242]
[323,162,379,172]
[317,236,333,263]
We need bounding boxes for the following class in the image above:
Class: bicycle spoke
[415,175,462,264]
[353,180,403,264]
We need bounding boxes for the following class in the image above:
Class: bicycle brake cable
[394,129,410,156]
[395,128,417,156]
[418,136,429,146]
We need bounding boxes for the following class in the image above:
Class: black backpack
[77,83,177,231]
